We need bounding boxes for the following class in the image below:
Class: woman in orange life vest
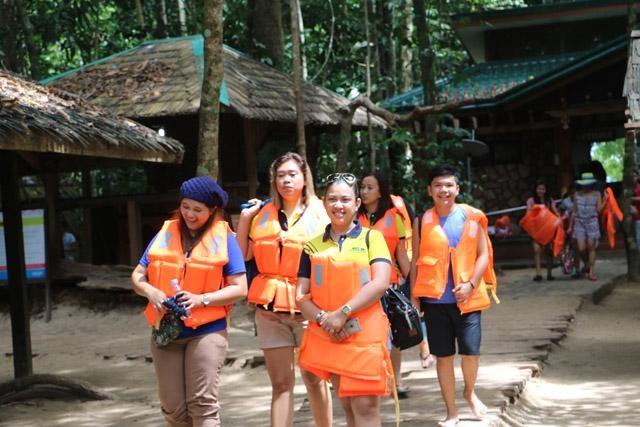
[296,173,392,427]
[131,176,248,427]
[525,180,559,282]
[358,171,432,398]
[235,152,332,427]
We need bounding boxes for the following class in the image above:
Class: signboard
[0,209,47,281]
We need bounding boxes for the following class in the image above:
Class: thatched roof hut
[43,35,385,129]
[1,71,186,378]
[42,35,385,201]
[1,71,184,164]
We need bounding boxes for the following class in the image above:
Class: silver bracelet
[315,310,326,326]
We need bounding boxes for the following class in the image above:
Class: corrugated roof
[43,35,385,129]
[0,71,184,163]
[384,35,626,111]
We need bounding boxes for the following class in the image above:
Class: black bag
[382,286,423,350]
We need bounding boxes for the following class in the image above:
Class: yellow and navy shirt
[298,221,391,279]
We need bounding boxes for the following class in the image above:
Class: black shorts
[421,302,481,357]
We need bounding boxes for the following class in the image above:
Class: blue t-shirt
[422,206,467,304]
[139,232,246,338]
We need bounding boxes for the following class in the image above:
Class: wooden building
[385,0,629,213]
[0,70,183,377]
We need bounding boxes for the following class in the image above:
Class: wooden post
[0,152,33,378]
[127,200,143,265]
[554,126,573,193]
[243,119,259,198]
[43,172,59,273]
[80,169,93,263]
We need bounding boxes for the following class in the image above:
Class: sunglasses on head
[325,173,357,185]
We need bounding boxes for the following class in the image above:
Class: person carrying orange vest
[235,152,332,427]
[358,172,433,399]
[410,165,492,427]
[296,173,393,427]
[131,176,248,427]
[568,172,607,281]
[524,180,560,282]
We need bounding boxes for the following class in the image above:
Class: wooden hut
[384,0,629,214]
[0,70,184,378]
[43,35,386,203]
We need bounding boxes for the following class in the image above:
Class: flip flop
[421,354,435,369]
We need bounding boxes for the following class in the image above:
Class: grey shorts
[254,308,306,349]
[572,217,600,243]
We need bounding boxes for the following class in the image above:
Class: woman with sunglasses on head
[131,176,248,427]
[297,173,393,427]
[236,152,332,427]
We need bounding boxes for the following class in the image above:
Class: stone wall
[473,163,532,214]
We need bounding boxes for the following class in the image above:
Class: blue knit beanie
[179,176,228,208]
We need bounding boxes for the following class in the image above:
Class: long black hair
[532,179,552,207]
[358,171,394,225]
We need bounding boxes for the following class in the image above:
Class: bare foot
[437,417,459,427]
[465,392,487,419]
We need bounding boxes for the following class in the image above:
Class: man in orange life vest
[410,164,490,427]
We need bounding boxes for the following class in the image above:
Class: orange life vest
[299,251,391,398]
[600,187,623,248]
[520,205,562,246]
[358,208,401,284]
[144,218,229,329]
[391,195,413,256]
[413,204,498,314]
[247,197,328,313]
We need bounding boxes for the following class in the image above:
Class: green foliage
[591,138,625,182]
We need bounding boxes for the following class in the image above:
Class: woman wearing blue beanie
[131,176,247,427]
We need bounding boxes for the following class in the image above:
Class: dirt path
[0,257,631,426]
[500,281,640,427]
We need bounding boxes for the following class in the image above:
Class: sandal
[420,354,435,369]
[588,272,598,281]
[533,275,543,282]
[396,384,410,399]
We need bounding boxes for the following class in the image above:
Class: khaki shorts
[255,308,307,349]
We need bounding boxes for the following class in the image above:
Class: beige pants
[150,330,228,427]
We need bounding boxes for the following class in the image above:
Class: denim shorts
[421,303,481,357]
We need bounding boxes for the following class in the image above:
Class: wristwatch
[315,310,326,326]
[202,294,210,307]
[341,305,352,316]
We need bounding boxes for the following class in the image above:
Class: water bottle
[170,278,191,318]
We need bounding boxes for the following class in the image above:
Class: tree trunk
[412,0,436,109]
[154,0,168,38]
[249,0,284,69]
[380,0,396,99]
[290,0,306,158]
[134,0,145,28]
[623,130,640,280]
[177,0,187,36]
[412,0,437,184]
[197,0,224,179]
[364,0,375,170]
[14,0,40,79]
[296,0,308,80]
[0,0,19,72]
[398,0,414,92]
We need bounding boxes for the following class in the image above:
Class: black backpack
[381,285,424,350]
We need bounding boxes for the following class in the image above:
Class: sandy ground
[0,256,633,426]
[499,281,640,427]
